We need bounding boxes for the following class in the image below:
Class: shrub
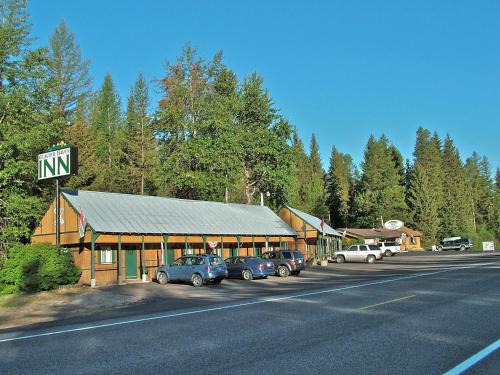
[0,243,81,295]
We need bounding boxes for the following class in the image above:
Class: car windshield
[293,251,304,259]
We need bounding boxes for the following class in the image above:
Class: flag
[301,223,307,237]
[320,218,325,236]
[78,209,86,238]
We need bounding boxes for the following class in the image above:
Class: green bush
[0,243,81,295]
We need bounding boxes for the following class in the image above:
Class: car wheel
[460,245,466,251]
[366,255,376,264]
[291,270,301,276]
[336,255,345,263]
[385,250,392,257]
[277,265,290,277]
[157,271,168,285]
[242,269,253,281]
[191,273,203,287]
[437,246,443,251]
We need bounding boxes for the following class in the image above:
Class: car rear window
[282,251,292,259]
[209,257,223,266]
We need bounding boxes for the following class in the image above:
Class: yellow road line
[360,294,416,310]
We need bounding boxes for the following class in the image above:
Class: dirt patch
[0,285,145,330]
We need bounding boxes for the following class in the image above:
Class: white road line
[1,259,499,344]
[443,339,500,375]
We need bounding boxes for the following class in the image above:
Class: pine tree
[289,129,310,211]
[90,73,126,192]
[0,0,63,254]
[326,146,354,227]
[308,134,327,218]
[441,135,474,236]
[408,128,445,243]
[64,98,98,189]
[125,74,156,195]
[407,164,440,246]
[47,19,91,121]
[353,135,407,227]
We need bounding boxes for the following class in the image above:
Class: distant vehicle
[156,255,228,287]
[334,244,383,264]
[379,241,401,257]
[261,250,305,277]
[437,237,473,251]
[225,256,275,280]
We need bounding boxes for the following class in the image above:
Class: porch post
[221,236,224,257]
[252,236,255,255]
[203,235,207,253]
[117,234,123,285]
[265,235,269,251]
[184,236,188,255]
[237,235,241,256]
[141,235,147,282]
[163,234,169,266]
[90,230,99,288]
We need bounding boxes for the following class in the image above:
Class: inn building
[32,190,298,287]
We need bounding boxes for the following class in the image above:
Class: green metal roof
[62,190,297,237]
[286,206,342,237]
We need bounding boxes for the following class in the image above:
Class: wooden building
[32,190,297,287]
[337,227,423,250]
[278,206,342,262]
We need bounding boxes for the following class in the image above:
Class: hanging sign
[78,209,86,238]
[38,144,78,180]
[384,220,404,230]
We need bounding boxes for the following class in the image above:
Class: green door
[125,249,137,279]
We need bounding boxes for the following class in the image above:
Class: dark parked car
[261,250,305,277]
[225,256,275,280]
[437,237,473,251]
[156,255,228,287]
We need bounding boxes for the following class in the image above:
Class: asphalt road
[1,252,499,375]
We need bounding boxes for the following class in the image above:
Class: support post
[203,235,207,253]
[141,235,147,282]
[118,234,123,285]
[184,236,188,255]
[221,236,224,258]
[237,235,241,256]
[252,236,255,255]
[265,235,269,251]
[163,234,169,266]
[90,231,99,288]
[55,179,60,253]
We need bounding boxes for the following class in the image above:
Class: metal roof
[286,206,342,237]
[62,190,297,236]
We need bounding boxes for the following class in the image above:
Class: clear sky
[28,0,500,172]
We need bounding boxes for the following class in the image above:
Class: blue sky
[28,0,500,172]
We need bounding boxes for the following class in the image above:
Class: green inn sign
[38,145,78,180]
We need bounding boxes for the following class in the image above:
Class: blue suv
[156,255,228,287]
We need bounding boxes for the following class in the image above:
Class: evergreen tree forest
[0,0,498,259]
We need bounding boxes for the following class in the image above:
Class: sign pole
[56,178,60,254]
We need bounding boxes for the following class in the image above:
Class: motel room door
[125,248,137,279]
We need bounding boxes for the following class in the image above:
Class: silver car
[334,244,383,264]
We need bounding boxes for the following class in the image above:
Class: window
[293,251,304,259]
[348,246,358,251]
[282,251,292,259]
[359,245,369,251]
[99,247,114,264]
[368,245,380,251]
[210,257,223,266]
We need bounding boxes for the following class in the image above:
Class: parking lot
[1,252,499,375]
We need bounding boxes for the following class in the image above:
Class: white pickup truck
[334,245,383,264]
[378,241,401,257]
